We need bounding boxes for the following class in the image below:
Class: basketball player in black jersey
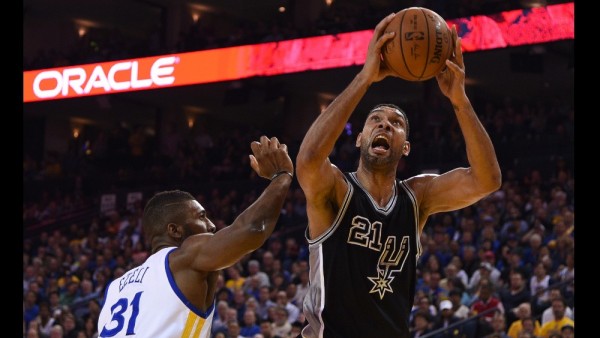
[295,13,501,338]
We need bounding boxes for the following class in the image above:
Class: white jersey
[98,247,214,338]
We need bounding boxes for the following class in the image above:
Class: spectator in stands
[212,300,231,336]
[431,299,465,337]
[71,279,99,320]
[530,262,552,307]
[26,323,41,338]
[271,306,291,337]
[256,285,276,321]
[290,321,303,338]
[243,274,263,301]
[499,249,527,285]
[79,316,98,338]
[447,288,470,319]
[227,319,244,338]
[231,288,249,322]
[560,324,574,338]
[292,268,309,307]
[259,318,281,338]
[471,278,504,324]
[540,289,573,325]
[539,297,574,337]
[60,311,79,338]
[499,270,531,326]
[500,207,529,240]
[449,256,471,289]
[34,301,56,337]
[245,297,260,316]
[521,229,545,267]
[506,302,541,338]
[440,263,465,294]
[49,324,64,338]
[24,290,41,332]
[515,317,538,338]
[420,270,447,307]
[245,260,271,288]
[468,262,501,293]
[240,309,261,337]
[226,265,247,293]
[410,310,433,338]
[47,291,62,319]
[482,311,510,338]
[274,290,300,324]
[218,308,240,335]
[556,250,574,300]
[411,294,438,323]
[461,245,481,279]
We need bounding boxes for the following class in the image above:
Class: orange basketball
[382,7,453,81]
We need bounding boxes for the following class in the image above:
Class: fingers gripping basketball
[382,7,453,81]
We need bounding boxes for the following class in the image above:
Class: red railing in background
[23,2,573,103]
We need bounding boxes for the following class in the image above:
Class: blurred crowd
[23,87,574,338]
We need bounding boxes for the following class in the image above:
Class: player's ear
[167,223,183,238]
[356,132,363,148]
[402,141,410,156]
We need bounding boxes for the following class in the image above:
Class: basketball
[382,7,453,81]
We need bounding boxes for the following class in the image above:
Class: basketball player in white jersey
[98,135,294,338]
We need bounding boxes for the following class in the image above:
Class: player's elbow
[295,151,321,180]
[479,170,502,195]
[296,149,317,170]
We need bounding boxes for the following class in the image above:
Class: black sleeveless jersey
[302,172,422,338]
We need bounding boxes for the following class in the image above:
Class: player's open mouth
[371,135,390,153]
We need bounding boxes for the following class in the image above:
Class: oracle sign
[29,57,176,100]
[23,2,573,103]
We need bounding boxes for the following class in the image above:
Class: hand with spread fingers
[249,135,294,181]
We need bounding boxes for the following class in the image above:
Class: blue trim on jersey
[164,248,215,318]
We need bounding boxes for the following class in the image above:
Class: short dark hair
[561,324,574,332]
[413,310,430,322]
[367,103,410,139]
[143,190,196,240]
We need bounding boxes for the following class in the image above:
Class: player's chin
[369,148,390,157]
[365,152,392,166]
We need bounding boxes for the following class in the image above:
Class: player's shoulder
[403,173,438,188]
[402,173,439,200]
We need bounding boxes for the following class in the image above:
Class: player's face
[357,107,409,165]
[180,200,217,238]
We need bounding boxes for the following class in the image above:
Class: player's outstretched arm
[296,13,398,238]
[183,135,293,271]
[417,27,501,219]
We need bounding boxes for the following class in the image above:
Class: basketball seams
[383,14,402,77]
[419,8,430,80]
[396,11,410,79]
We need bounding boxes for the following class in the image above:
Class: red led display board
[24,2,573,102]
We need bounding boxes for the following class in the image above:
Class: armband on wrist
[270,171,293,181]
